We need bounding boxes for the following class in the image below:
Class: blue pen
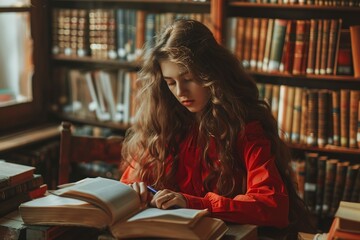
[146,186,180,209]
[147,185,157,194]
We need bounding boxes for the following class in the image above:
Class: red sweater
[121,121,289,228]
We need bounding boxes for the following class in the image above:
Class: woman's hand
[150,189,187,209]
[128,182,150,208]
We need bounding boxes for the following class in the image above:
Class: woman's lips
[181,100,194,106]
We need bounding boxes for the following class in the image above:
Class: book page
[53,177,140,224]
[127,208,209,225]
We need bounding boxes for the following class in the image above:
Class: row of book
[257,83,360,149]
[291,152,360,218]
[52,8,211,61]
[229,0,360,6]
[54,67,139,125]
[226,17,360,77]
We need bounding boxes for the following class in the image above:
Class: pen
[147,185,180,209]
[147,185,157,194]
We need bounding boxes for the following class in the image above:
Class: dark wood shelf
[249,71,360,90]
[50,0,210,13]
[227,3,360,27]
[52,112,130,133]
[52,55,141,70]
[0,7,31,12]
[288,143,360,155]
[0,124,60,153]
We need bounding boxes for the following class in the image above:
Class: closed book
[315,156,327,215]
[291,87,303,143]
[0,161,35,187]
[334,201,360,234]
[350,25,360,77]
[300,89,309,144]
[306,19,318,74]
[262,19,274,72]
[320,19,330,75]
[317,89,330,147]
[270,84,280,120]
[304,152,319,213]
[322,159,339,217]
[340,89,350,148]
[235,17,246,62]
[332,90,341,146]
[342,164,360,202]
[306,90,318,146]
[336,29,353,75]
[349,90,360,148]
[326,19,342,75]
[257,18,268,70]
[327,217,360,240]
[268,19,287,72]
[242,18,253,69]
[314,19,323,75]
[350,166,360,202]
[292,20,310,75]
[280,20,296,73]
[0,174,43,201]
[250,18,261,70]
[330,161,350,216]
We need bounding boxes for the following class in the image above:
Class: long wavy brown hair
[121,19,314,234]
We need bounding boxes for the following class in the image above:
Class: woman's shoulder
[243,120,264,135]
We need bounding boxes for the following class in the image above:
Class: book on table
[0,160,35,188]
[19,177,228,239]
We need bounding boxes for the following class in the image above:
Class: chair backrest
[58,121,124,185]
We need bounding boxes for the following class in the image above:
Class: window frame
[0,0,50,134]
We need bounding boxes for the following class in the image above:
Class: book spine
[235,17,246,62]
[300,89,309,144]
[341,164,360,202]
[320,19,330,75]
[306,19,318,74]
[340,89,350,148]
[268,19,287,72]
[350,25,360,77]
[349,90,360,148]
[336,29,353,75]
[262,18,274,72]
[330,161,350,216]
[314,19,323,75]
[332,90,341,146]
[317,89,329,147]
[306,89,318,146]
[0,175,44,201]
[250,18,261,71]
[326,19,341,75]
[242,18,253,69]
[315,156,327,215]
[290,87,303,143]
[280,20,296,73]
[322,159,338,217]
[304,152,319,213]
[257,18,268,70]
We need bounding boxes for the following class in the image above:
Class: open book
[19,177,228,239]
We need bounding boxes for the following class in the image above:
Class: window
[0,0,49,133]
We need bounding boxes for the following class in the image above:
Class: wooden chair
[58,121,124,185]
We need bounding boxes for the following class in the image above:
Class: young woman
[120,18,314,237]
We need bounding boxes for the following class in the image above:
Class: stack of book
[327,201,360,239]
[0,160,47,217]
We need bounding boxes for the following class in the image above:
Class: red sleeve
[120,161,141,184]
[182,122,289,229]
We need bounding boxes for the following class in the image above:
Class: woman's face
[160,60,210,114]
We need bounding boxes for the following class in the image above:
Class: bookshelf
[221,0,360,231]
[48,0,212,130]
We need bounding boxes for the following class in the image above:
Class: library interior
[1,0,360,239]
